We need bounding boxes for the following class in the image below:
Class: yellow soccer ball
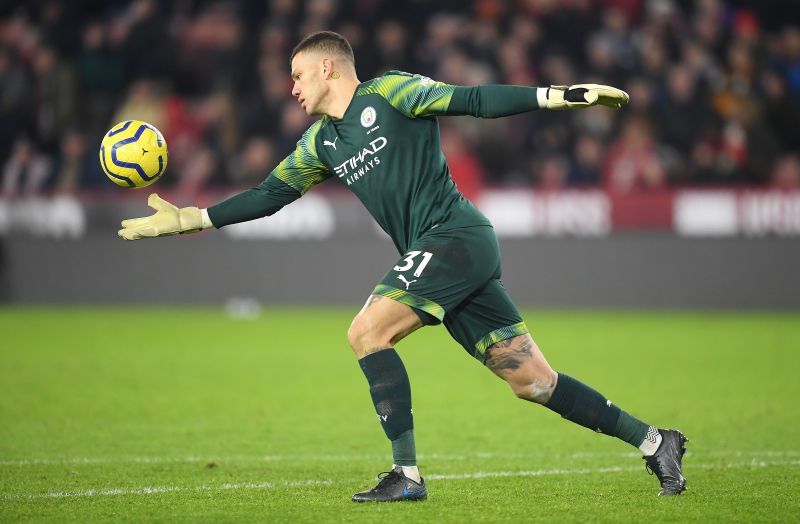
[99,120,168,188]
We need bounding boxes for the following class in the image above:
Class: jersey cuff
[536,87,549,109]
[200,208,214,229]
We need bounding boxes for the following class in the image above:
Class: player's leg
[444,281,687,496]
[348,294,428,502]
[484,332,658,446]
[350,226,502,502]
[483,333,687,495]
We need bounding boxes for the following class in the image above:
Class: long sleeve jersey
[208,71,543,254]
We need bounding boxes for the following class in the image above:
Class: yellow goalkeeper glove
[118,193,211,240]
[539,84,629,110]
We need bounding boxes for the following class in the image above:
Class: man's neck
[325,78,360,119]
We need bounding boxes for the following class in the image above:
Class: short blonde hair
[291,31,355,65]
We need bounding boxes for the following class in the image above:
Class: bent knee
[509,369,558,404]
[347,315,391,357]
[346,316,370,355]
[347,296,422,358]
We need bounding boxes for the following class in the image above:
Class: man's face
[290,51,329,116]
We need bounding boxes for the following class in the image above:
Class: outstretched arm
[370,72,628,119]
[117,176,304,240]
[118,121,330,240]
[447,83,629,118]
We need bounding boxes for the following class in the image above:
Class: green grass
[1,308,798,522]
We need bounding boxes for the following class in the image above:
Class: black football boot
[644,429,688,496]
[352,466,427,502]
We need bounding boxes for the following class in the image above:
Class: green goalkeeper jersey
[209,72,541,253]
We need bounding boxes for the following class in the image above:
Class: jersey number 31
[393,251,433,277]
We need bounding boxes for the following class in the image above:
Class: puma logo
[397,274,417,290]
[323,137,338,150]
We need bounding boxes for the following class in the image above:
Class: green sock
[614,410,650,447]
[358,349,416,466]
[544,373,649,448]
[391,429,417,466]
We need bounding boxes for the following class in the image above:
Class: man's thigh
[443,278,529,363]
[348,294,423,357]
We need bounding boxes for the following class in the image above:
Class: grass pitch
[1,308,798,522]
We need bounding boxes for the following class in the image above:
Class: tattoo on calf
[485,338,534,372]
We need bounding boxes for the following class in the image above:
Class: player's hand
[118,193,203,240]
[541,84,629,110]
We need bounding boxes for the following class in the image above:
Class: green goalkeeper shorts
[373,225,529,362]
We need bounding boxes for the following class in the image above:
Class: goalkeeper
[119,31,687,501]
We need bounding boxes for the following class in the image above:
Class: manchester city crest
[360,106,377,128]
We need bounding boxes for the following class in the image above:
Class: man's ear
[322,57,335,78]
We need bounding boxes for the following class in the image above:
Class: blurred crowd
[1,0,799,198]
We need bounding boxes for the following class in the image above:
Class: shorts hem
[372,284,445,322]
[474,321,530,362]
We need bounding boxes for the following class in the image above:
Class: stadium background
[2,1,800,521]
[1,0,799,307]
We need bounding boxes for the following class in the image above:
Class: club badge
[360,106,377,128]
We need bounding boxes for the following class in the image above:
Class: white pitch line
[5,480,331,501]
[426,460,800,481]
[1,449,797,467]
[3,460,799,501]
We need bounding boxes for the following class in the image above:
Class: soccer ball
[99,120,168,188]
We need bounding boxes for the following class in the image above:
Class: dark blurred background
[1,0,799,308]
[2,0,800,196]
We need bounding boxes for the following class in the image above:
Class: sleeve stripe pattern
[359,72,455,118]
[272,118,330,195]
[372,284,445,321]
